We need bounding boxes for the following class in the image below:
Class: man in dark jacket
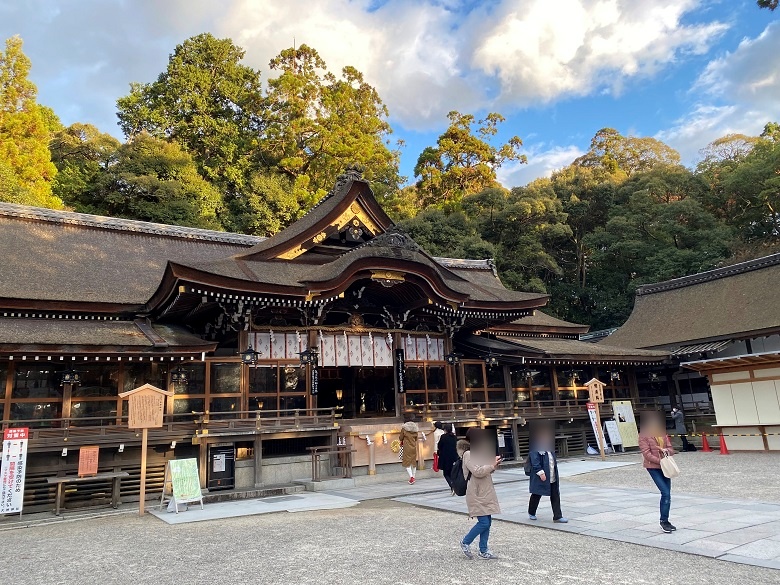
[437,425,459,494]
[528,425,568,523]
[671,407,692,451]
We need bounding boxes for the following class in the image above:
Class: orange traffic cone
[701,434,712,452]
[719,433,730,455]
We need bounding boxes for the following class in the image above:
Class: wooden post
[118,383,172,518]
[139,428,148,516]
[585,378,607,461]
[367,441,376,475]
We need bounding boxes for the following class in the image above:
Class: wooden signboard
[160,458,204,513]
[585,378,606,404]
[118,384,173,516]
[78,446,100,477]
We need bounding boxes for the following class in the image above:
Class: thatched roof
[605,254,780,349]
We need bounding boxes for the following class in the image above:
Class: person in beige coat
[458,429,501,560]
[399,419,419,484]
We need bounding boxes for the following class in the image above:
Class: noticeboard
[612,400,639,447]
[119,384,172,429]
[604,420,623,446]
[78,445,100,477]
[128,392,165,429]
[586,403,607,450]
[169,459,203,503]
[0,427,29,514]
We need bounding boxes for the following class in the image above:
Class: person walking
[433,421,445,472]
[527,424,568,523]
[459,429,501,560]
[639,411,676,533]
[437,425,458,494]
[399,417,419,484]
[671,407,691,451]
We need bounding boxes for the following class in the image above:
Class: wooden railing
[1,408,339,450]
[406,401,612,422]
[194,408,338,437]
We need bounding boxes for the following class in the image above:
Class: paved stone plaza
[3,452,780,584]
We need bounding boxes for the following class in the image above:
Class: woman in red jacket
[639,411,676,534]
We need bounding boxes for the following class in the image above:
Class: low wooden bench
[555,434,572,457]
[46,471,130,516]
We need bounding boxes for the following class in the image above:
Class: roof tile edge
[0,202,266,246]
[636,253,780,296]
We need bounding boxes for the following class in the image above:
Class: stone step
[202,484,304,504]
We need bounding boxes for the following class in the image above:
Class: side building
[604,254,780,450]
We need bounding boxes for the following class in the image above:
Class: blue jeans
[463,515,492,553]
[647,468,671,522]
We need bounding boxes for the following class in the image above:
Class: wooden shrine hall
[0,169,667,511]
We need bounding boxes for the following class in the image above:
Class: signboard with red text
[1,427,29,514]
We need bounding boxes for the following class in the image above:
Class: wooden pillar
[61,382,74,421]
[549,365,560,407]
[628,366,640,402]
[198,440,208,490]
[2,361,13,422]
[254,435,263,488]
[503,365,512,404]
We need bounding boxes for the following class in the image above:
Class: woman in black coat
[437,426,459,494]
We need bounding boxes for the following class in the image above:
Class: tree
[584,174,733,328]
[490,188,571,294]
[260,45,401,206]
[116,33,263,195]
[757,0,778,10]
[223,171,301,236]
[0,36,61,208]
[81,133,223,229]
[574,128,680,177]
[50,123,121,206]
[413,111,525,206]
[399,208,495,260]
[717,131,780,241]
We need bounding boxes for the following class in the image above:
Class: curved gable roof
[235,172,394,261]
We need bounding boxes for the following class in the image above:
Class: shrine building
[0,170,667,511]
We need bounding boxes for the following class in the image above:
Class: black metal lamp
[299,346,319,368]
[171,367,189,385]
[240,343,261,365]
[61,369,81,386]
[444,352,462,366]
[484,351,499,368]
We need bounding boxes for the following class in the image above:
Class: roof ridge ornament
[362,225,424,253]
[308,164,366,212]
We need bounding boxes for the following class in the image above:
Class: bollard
[701,434,712,452]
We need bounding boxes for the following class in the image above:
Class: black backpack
[450,459,472,496]
[524,455,533,476]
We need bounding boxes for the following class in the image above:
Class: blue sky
[1,0,778,187]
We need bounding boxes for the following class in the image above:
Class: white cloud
[497,144,585,187]
[1,0,728,134]
[656,21,780,165]
[471,0,727,107]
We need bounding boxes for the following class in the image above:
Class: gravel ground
[5,499,780,585]
[567,451,780,502]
